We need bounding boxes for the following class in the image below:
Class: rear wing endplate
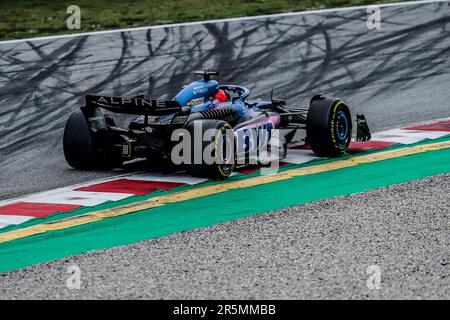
[84,95,182,116]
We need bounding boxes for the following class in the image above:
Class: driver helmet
[214,89,227,103]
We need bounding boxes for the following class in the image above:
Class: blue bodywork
[173,79,249,118]
[174,80,218,111]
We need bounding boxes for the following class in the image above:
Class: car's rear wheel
[306,96,352,157]
[183,119,235,179]
[63,110,122,169]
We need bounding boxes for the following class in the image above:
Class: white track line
[282,149,321,164]
[22,190,134,206]
[0,215,34,225]
[372,129,449,144]
[400,116,450,129]
[376,116,450,132]
[0,0,448,45]
[127,172,208,185]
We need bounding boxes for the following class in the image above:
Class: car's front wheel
[306,96,352,157]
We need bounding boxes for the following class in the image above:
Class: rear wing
[84,95,182,116]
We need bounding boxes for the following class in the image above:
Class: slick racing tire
[183,120,235,179]
[63,110,122,169]
[306,96,352,157]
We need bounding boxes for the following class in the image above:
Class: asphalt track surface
[1,1,450,200]
[0,1,449,300]
[0,174,448,299]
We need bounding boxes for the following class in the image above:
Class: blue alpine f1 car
[63,70,371,179]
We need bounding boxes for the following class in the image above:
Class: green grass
[0,0,403,41]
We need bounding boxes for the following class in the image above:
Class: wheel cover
[217,125,234,177]
[335,110,350,143]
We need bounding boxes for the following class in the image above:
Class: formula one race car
[63,70,371,179]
